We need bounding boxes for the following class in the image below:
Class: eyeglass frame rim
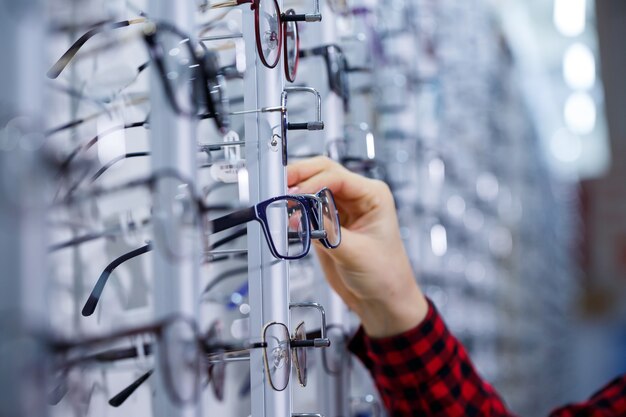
[142,21,223,131]
[298,188,341,249]
[209,194,313,260]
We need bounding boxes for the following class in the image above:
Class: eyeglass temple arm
[78,151,149,189]
[61,120,148,170]
[298,43,343,58]
[289,302,330,347]
[281,0,322,22]
[47,18,146,79]
[108,369,154,407]
[208,0,243,9]
[49,226,121,252]
[82,243,153,317]
[199,33,243,42]
[282,87,324,131]
[207,206,256,234]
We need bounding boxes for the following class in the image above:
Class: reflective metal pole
[243,2,291,416]
[0,1,49,416]
[148,2,201,417]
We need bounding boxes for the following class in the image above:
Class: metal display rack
[0,0,580,416]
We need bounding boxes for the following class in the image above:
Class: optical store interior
[1,0,626,416]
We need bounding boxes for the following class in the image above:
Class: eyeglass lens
[283,10,299,82]
[263,322,291,391]
[292,321,307,386]
[318,189,341,248]
[257,0,282,67]
[158,31,203,115]
[322,326,347,375]
[265,197,308,258]
[152,176,202,261]
[160,318,201,405]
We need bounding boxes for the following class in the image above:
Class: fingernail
[287,186,300,194]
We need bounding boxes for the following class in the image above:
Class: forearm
[349,299,516,417]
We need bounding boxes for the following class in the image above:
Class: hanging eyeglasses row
[0,0,579,416]
[0,0,389,416]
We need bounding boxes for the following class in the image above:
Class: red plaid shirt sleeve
[348,298,626,417]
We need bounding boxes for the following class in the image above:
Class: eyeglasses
[51,316,249,408]
[299,44,370,112]
[101,320,238,407]
[109,303,329,404]
[47,17,148,79]
[209,0,320,70]
[208,187,340,259]
[45,93,149,138]
[77,187,339,316]
[62,139,245,197]
[142,21,227,132]
[300,188,341,249]
[280,86,325,166]
[325,124,383,177]
[260,302,330,391]
[143,22,290,133]
[79,223,246,318]
[59,169,209,264]
[200,10,301,82]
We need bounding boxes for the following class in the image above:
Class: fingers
[288,157,384,202]
[287,156,335,187]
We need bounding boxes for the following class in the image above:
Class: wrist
[356,284,428,339]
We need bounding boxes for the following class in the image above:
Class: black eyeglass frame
[209,194,313,260]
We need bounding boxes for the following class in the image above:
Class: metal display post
[243,3,291,417]
[0,1,49,416]
[148,2,200,417]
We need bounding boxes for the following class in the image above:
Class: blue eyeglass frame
[208,194,316,260]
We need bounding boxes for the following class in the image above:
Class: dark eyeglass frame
[47,17,148,79]
[77,188,338,317]
[50,315,233,407]
[144,22,287,132]
[142,21,227,133]
[299,44,370,112]
[209,0,319,70]
[261,303,330,391]
[209,194,313,260]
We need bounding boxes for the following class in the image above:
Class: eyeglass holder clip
[281,0,322,22]
[289,302,330,347]
[282,87,324,131]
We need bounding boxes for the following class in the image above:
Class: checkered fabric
[348,299,626,417]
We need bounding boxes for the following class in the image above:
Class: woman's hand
[288,156,428,338]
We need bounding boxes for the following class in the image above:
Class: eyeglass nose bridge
[289,302,330,347]
[281,87,324,131]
